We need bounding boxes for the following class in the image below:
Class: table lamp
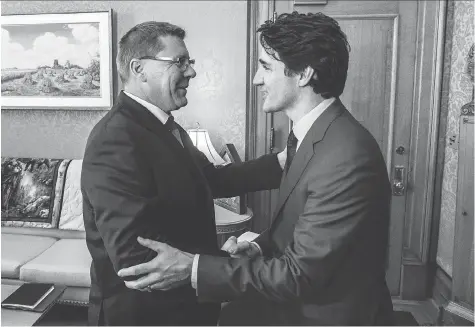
[187,124,226,166]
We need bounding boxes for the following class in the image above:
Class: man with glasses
[81,21,284,326]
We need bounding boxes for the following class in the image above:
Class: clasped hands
[117,235,260,292]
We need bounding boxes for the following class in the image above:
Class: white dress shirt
[292,97,335,151]
[123,91,170,125]
[124,91,183,147]
[190,97,336,292]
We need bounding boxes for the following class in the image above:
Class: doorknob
[392,166,405,196]
[396,146,405,155]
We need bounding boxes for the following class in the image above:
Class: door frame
[397,0,447,300]
[245,0,448,300]
[245,0,276,232]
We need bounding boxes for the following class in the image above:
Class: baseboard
[429,267,474,325]
[444,301,474,324]
[392,298,438,325]
[432,266,452,307]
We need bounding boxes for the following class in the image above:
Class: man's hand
[221,236,260,259]
[117,237,194,291]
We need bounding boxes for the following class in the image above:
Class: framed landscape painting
[1,11,112,109]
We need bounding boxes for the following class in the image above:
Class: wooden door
[246,0,446,299]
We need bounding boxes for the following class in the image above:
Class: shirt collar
[123,91,171,125]
[292,97,336,143]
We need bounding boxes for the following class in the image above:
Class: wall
[1,1,248,160]
[436,0,474,277]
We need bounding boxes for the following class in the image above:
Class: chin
[262,105,279,113]
[175,98,188,108]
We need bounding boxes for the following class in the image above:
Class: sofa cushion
[20,238,91,287]
[1,158,71,228]
[1,234,58,278]
[58,159,85,231]
[2,226,86,239]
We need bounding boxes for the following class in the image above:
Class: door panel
[338,16,396,158]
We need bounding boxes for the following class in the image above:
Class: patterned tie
[284,130,298,174]
[164,115,184,147]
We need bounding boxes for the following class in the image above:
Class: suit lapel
[272,99,346,222]
[118,92,209,186]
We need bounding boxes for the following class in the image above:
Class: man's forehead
[259,48,280,63]
[259,48,272,61]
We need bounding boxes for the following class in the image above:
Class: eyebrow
[171,54,190,60]
[259,58,270,66]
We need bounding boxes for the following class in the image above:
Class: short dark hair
[258,12,350,98]
[117,21,185,83]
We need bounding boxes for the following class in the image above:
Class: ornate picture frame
[1,11,113,109]
[214,144,246,214]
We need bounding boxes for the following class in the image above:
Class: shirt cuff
[191,254,200,292]
[276,150,286,170]
[250,241,263,255]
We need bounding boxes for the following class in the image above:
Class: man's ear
[130,59,146,82]
[298,66,315,87]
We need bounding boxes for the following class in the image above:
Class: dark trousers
[90,298,220,326]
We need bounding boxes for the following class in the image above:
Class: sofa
[1,157,252,306]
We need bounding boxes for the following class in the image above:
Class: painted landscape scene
[1,22,101,97]
[1,158,60,221]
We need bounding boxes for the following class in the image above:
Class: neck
[123,82,169,111]
[285,92,325,125]
[124,83,147,101]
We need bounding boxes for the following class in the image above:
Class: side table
[214,205,253,248]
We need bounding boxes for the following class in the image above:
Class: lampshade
[187,128,226,165]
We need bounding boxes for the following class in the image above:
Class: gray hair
[117,21,186,83]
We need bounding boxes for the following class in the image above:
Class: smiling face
[142,35,196,112]
[253,48,300,114]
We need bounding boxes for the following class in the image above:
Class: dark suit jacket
[81,91,282,326]
[197,99,394,325]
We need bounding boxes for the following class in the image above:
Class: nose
[184,65,196,78]
[253,69,263,86]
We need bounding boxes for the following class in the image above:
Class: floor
[36,304,87,326]
[36,304,422,326]
[394,310,421,326]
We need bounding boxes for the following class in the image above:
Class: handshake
[220,232,261,259]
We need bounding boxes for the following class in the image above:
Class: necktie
[284,130,298,173]
[164,116,184,147]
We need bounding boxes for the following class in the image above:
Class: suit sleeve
[186,142,282,198]
[196,148,390,302]
[252,229,273,257]
[81,127,165,277]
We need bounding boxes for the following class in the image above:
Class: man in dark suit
[81,21,283,326]
[117,12,394,325]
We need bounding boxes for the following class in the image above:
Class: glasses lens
[176,58,194,71]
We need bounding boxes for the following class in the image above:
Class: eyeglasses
[139,56,195,72]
